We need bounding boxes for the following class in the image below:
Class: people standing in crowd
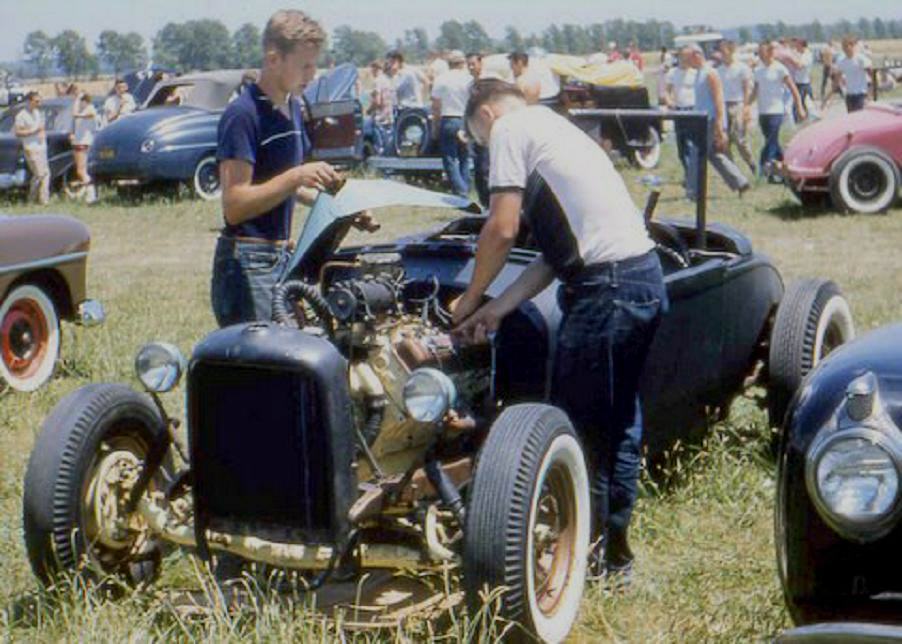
[607,41,623,62]
[387,50,425,108]
[453,79,667,585]
[70,92,98,203]
[657,47,674,107]
[825,36,872,112]
[750,41,806,181]
[466,51,490,207]
[14,91,50,206]
[791,38,814,122]
[685,44,749,199]
[103,78,136,126]
[364,59,393,155]
[819,40,839,100]
[508,52,541,104]
[717,40,757,177]
[426,51,449,90]
[665,47,697,175]
[628,42,644,70]
[431,50,473,198]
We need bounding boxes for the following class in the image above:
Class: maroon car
[0,214,104,391]
[782,102,902,213]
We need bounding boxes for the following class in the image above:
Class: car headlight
[135,342,186,393]
[808,430,901,541]
[402,368,457,423]
[140,138,156,153]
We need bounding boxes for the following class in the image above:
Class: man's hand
[452,299,505,345]
[713,126,727,152]
[351,210,380,232]
[450,291,481,327]
[292,162,340,192]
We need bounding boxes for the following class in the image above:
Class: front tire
[23,384,172,587]
[464,404,590,644]
[767,279,854,429]
[829,146,900,214]
[0,284,60,392]
[192,155,221,201]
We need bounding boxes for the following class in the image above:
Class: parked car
[0,214,104,391]
[774,323,902,641]
[22,179,852,642]
[782,102,902,213]
[0,71,27,108]
[88,70,251,200]
[0,97,79,193]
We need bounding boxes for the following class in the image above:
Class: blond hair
[263,10,326,55]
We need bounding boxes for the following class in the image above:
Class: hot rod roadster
[23,180,854,642]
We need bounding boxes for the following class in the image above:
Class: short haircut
[508,52,529,65]
[842,35,857,47]
[80,93,92,102]
[369,59,384,70]
[25,90,40,101]
[115,78,126,85]
[386,50,404,63]
[263,9,326,55]
[466,52,482,61]
[464,78,525,131]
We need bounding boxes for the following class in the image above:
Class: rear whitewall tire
[830,147,900,214]
[193,155,221,201]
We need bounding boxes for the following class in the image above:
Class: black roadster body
[775,323,902,639]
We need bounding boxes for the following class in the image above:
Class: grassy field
[2,116,902,642]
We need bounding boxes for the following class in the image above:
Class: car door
[303,63,363,163]
[0,107,23,179]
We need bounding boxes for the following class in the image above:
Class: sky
[2,0,899,61]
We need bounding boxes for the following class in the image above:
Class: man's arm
[783,75,806,119]
[13,118,39,138]
[706,71,727,149]
[220,158,339,226]
[431,96,442,139]
[517,77,541,104]
[451,190,523,324]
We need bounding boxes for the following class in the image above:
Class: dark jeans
[684,118,749,198]
[439,117,470,197]
[794,83,812,122]
[363,116,392,155]
[211,236,289,328]
[551,251,668,566]
[846,93,866,112]
[472,142,490,208]
[758,113,784,174]
[673,112,692,173]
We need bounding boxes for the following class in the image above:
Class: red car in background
[782,102,902,214]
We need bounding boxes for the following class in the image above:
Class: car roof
[143,69,254,111]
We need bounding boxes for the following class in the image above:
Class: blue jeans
[845,93,866,112]
[363,117,392,155]
[794,83,812,122]
[551,251,668,565]
[673,114,692,173]
[439,117,470,197]
[211,236,289,328]
[758,114,784,174]
[684,118,749,198]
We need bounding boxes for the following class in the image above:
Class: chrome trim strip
[0,251,88,276]
[157,142,216,153]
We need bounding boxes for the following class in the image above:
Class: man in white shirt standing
[827,36,872,112]
[453,79,667,585]
[750,42,805,180]
[103,78,136,126]
[14,91,50,205]
[791,38,814,121]
[508,52,541,104]
[665,47,698,177]
[717,40,756,176]
[387,51,425,109]
[431,50,473,197]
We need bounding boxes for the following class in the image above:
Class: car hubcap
[1,299,48,377]
[848,164,886,202]
[198,161,220,196]
[532,463,577,616]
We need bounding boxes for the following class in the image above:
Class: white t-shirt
[73,104,98,146]
[103,93,136,124]
[488,106,653,269]
[371,74,394,125]
[14,108,46,150]
[431,68,472,117]
[835,53,872,95]
[754,61,791,115]
[666,67,697,108]
[392,67,423,108]
[718,61,752,103]
[428,58,449,80]
[793,50,813,84]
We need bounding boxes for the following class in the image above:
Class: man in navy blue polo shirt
[212,9,341,328]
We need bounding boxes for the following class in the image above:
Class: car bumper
[779,162,830,192]
[776,622,902,643]
[76,299,105,326]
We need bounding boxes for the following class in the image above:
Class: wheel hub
[532,464,577,616]
[85,447,143,549]
[1,299,48,376]
[849,166,885,200]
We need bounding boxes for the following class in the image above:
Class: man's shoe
[602,559,634,592]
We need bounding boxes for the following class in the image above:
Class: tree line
[14,15,902,81]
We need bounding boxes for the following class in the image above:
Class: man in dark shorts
[212,9,342,327]
[452,80,667,584]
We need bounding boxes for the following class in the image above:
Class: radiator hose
[272,280,332,328]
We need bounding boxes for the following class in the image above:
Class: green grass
[3,122,902,642]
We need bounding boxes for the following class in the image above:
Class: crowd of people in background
[660,33,876,196]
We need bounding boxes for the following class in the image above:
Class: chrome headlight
[140,138,156,153]
[807,430,901,541]
[135,342,186,393]
[402,368,457,423]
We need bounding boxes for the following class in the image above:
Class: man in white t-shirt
[827,36,872,112]
[431,50,473,196]
[717,40,756,175]
[665,48,698,175]
[387,51,425,108]
[750,42,805,179]
[14,92,50,205]
[103,78,136,126]
[508,52,541,104]
[452,79,667,584]
[791,38,814,121]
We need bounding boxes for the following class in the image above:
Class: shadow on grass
[763,194,834,221]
